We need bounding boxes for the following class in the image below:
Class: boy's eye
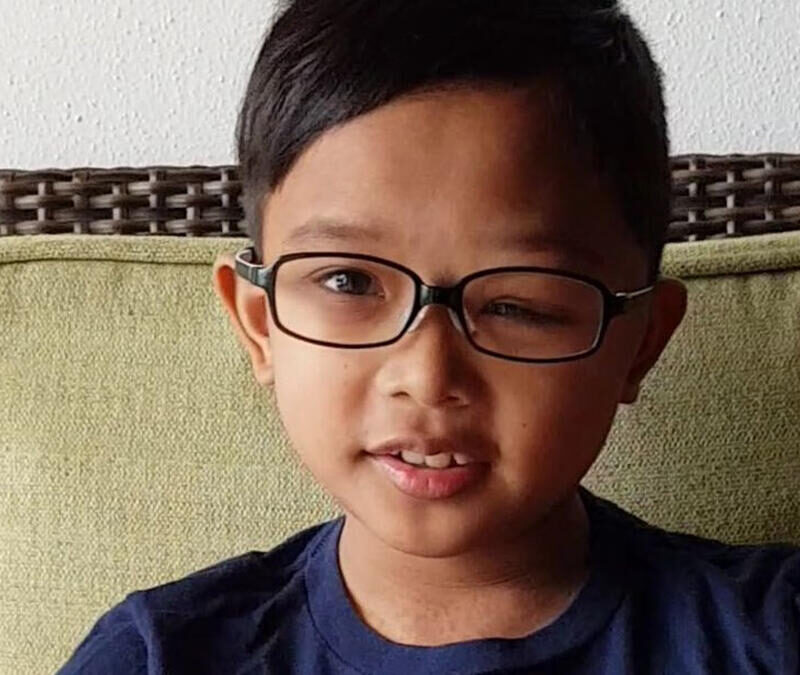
[315,268,382,296]
[483,301,565,325]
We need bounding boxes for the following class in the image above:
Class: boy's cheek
[271,350,365,442]
[494,362,626,456]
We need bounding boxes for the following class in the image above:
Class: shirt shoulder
[593,492,800,582]
[133,516,333,611]
[588,491,800,666]
[55,518,338,674]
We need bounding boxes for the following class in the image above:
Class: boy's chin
[350,502,510,559]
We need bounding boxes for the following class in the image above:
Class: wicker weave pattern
[2,153,800,240]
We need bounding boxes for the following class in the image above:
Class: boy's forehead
[280,215,608,269]
[275,84,589,195]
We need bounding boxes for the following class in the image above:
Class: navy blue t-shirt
[57,487,799,674]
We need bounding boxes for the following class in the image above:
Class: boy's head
[213,0,687,557]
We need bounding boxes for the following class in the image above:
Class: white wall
[1,0,798,168]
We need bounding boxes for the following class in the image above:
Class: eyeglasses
[234,247,656,364]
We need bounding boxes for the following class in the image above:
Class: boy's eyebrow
[282,216,604,264]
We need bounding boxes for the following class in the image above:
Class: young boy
[59,1,799,673]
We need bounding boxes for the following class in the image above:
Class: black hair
[236,0,670,284]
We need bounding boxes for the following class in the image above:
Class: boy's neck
[337,490,591,646]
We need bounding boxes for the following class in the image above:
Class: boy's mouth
[365,437,490,499]
[367,453,489,500]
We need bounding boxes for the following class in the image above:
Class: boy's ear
[620,277,688,405]
[212,252,274,387]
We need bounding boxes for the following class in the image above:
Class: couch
[1,155,799,673]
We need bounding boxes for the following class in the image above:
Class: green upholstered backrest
[1,231,799,673]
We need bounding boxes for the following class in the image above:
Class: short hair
[236,0,671,284]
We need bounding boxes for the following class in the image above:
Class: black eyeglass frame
[234,246,657,364]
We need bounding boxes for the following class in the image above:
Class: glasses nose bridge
[405,283,466,337]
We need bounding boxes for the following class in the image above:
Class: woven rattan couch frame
[2,154,800,240]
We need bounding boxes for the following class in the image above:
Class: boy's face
[214,84,687,558]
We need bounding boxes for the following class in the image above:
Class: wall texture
[1,0,798,168]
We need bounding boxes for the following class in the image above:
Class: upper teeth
[393,450,474,468]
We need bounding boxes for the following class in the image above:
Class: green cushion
[1,231,799,673]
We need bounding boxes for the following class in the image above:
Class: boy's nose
[388,303,472,409]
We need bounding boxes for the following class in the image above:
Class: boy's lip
[369,454,489,500]
[365,435,491,463]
